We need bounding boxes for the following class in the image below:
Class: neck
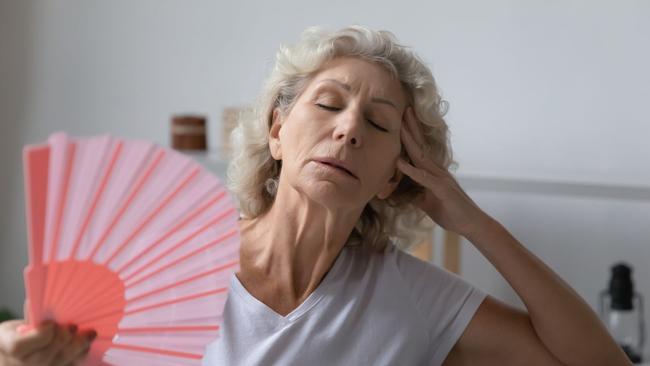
[239,180,362,301]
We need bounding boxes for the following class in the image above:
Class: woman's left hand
[396,107,495,239]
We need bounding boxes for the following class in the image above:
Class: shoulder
[383,241,488,365]
[384,241,476,293]
[344,241,486,313]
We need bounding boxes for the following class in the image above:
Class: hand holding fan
[22,132,240,365]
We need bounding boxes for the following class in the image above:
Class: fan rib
[122,207,236,284]
[115,190,226,275]
[48,142,77,262]
[58,146,162,318]
[127,260,238,304]
[23,134,242,365]
[56,142,124,316]
[65,273,124,320]
[124,288,227,316]
[87,149,166,261]
[74,287,225,325]
[110,343,203,360]
[23,146,51,326]
[80,191,229,314]
[104,166,201,267]
[24,145,50,266]
[118,325,220,333]
[69,141,123,258]
[125,228,237,289]
[45,142,78,311]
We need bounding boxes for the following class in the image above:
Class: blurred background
[1,0,649,361]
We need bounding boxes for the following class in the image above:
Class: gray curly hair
[226,25,457,253]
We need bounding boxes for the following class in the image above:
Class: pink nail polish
[17,325,30,334]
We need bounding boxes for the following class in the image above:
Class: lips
[313,158,357,179]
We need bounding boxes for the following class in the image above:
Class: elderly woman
[200,26,631,365]
[0,26,630,366]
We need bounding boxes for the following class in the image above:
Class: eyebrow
[317,79,399,111]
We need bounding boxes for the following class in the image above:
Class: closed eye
[316,103,389,132]
[367,118,388,132]
[316,103,341,112]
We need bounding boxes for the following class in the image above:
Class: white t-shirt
[202,242,487,366]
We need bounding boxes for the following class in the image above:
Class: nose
[333,110,363,148]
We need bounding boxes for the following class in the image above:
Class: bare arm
[444,295,564,365]
[397,107,631,366]
[443,218,631,366]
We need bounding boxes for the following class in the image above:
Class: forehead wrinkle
[317,78,351,91]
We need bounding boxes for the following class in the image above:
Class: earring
[265,177,279,196]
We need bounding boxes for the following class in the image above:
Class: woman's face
[269,56,407,210]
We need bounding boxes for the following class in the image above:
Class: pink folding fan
[22,132,240,365]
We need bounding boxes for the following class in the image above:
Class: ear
[269,107,283,160]
[376,166,403,200]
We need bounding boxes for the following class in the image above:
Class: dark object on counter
[171,115,207,151]
[599,262,645,363]
[0,307,18,322]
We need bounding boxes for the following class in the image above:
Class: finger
[399,157,474,208]
[396,158,441,193]
[67,330,97,366]
[70,344,92,366]
[50,325,76,366]
[402,124,455,180]
[401,123,440,174]
[403,107,456,178]
[52,327,91,366]
[22,323,70,365]
[69,343,92,366]
[1,320,56,359]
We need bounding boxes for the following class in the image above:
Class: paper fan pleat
[23,132,240,365]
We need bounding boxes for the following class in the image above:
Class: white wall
[2,0,649,357]
[0,0,34,318]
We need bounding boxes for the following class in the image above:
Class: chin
[294,179,362,210]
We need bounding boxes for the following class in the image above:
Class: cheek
[281,108,323,144]
[379,137,402,160]
[367,139,401,180]
[279,126,319,169]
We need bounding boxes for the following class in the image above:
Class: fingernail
[17,324,29,334]
[87,330,98,341]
